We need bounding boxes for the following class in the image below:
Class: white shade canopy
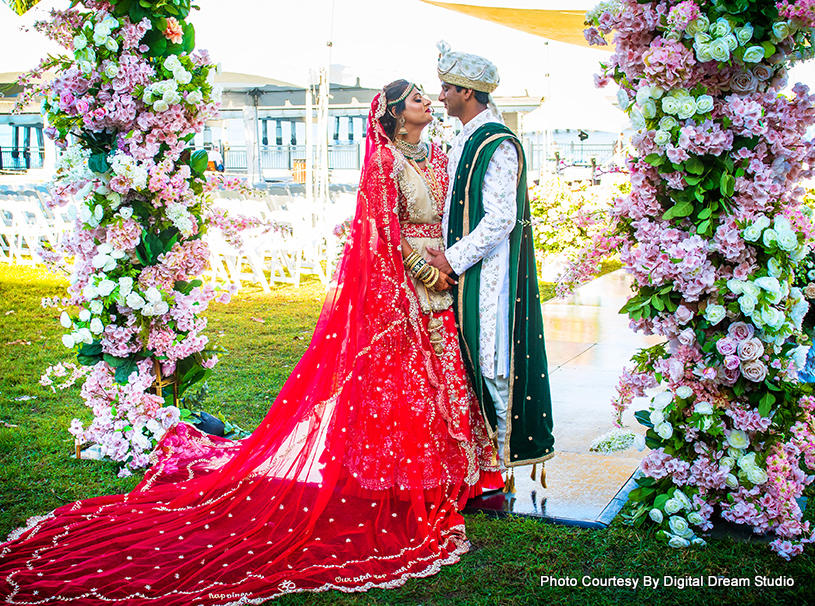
[523,87,628,133]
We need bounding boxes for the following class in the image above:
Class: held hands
[426,247,455,276]
[425,247,456,292]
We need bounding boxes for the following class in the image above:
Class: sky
[3,0,815,122]
[1,0,611,98]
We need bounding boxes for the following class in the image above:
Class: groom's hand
[426,247,455,276]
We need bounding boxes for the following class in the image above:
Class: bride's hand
[433,271,457,292]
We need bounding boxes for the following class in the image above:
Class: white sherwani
[442,108,518,380]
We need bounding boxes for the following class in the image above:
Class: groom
[428,41,554,482]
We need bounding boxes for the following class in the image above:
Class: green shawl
[446,121,555,467]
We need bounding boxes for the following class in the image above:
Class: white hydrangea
[166,203,194,235]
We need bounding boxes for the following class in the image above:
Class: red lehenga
[0,94,500,605]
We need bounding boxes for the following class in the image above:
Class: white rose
[696,95,714,113]
[743,45,766,63]
[126,292,146,310]
[164,55,182,70]
[653,391,674,410]
[145,286,163,303]
[738,452,757,470]
[694,401,714,415]
[661,96,680,115]
[61,334,76,348]
[696,44,713,63]
[76,327,93,344]
[725,473,739,489]
[777,230,799,252]
[720,455,736,470]
[674,490,692,509]
[641,99,657,119]
[154,301,170,316]
[83,282,98,300]
[60,311,72,328]
[659,116,679,131]
[736,23,754,45]
[649,508,664,523]
[656,422,674,440]
[153,100,169,112]
[691,537,707,546]
[704,304,726,325]
[727,429,750,450]
[90,318,104,334]
[118,277,134,298]
[668,535,690,548]
[738,295,757,316]
[710,37,731,62]
[636,86,653,107]
[634,434,646,451]
[651,86,665,99]
[755,276,780,295]
[763,228,778,248]
[617,88,630,110]
[760,307,784,330]
[711,17,732,38]
[747,467,769,485]
[186,90,203,105]
[694,32,712,47]
[743,224,762,242]
[772,20,792,41]
[174,69,192,85]
[97,279,116,297]
[669,515,690,536]
[119,206,134,220]
[687,15,710,37]
[104,63,119,79]
[768,258,782,278]
[687,511,704,526]
[653,130,671,146]
[650,410,665,426]
[630,108,646,130]
[676,386,693,399]
[665,498,683,514]
[105,37,119,52]
[78,308,91,322]
[73,34,88,50]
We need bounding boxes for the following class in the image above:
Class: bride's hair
[379,79,411,140]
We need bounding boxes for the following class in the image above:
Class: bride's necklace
[395,138,429,162]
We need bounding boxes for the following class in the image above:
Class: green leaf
[758,392,775,417]
[103,353,130,368]
[635,410,654,428]
[183,22,196,54]
[79,341,103,357]
[644,153,666,167]
[685,156,704,175]
[114,358,139,384]
[696,219,710,235]
[113,0,133,17]
[190,149,209,175]
[654,493,669,510]
[697,207,712,220]
[88,153,111,174]
[720,172,735,197]
[663,200,693,221]
[684,175,703,186]
[651,294,665,312]
[762,41,776,58]
[77,354,102,366]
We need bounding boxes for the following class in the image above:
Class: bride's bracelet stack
[404,251,441,289]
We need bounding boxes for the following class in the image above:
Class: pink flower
[164,17,184,44]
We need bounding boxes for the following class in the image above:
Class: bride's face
[399,87,433,130]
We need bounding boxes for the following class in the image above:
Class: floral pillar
[585,0,815,558]
[21,0,231,475]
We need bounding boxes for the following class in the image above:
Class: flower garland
[16,0,234,475]
[585,0,815,558]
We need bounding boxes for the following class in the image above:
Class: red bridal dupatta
[0,94,493,605]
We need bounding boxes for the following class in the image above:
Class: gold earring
[398,117,408,136]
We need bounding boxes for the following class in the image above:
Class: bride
[0,80,500,605]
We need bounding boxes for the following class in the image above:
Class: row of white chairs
[0,187,358,291]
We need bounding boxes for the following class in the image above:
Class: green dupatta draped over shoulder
[446,121,555,468]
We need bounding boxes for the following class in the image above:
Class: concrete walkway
[465,270,663,526]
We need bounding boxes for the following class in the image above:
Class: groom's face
[438,82,466,119]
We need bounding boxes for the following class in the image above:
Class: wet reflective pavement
[465,271,664,526]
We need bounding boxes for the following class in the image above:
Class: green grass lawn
[0,264,812,606]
